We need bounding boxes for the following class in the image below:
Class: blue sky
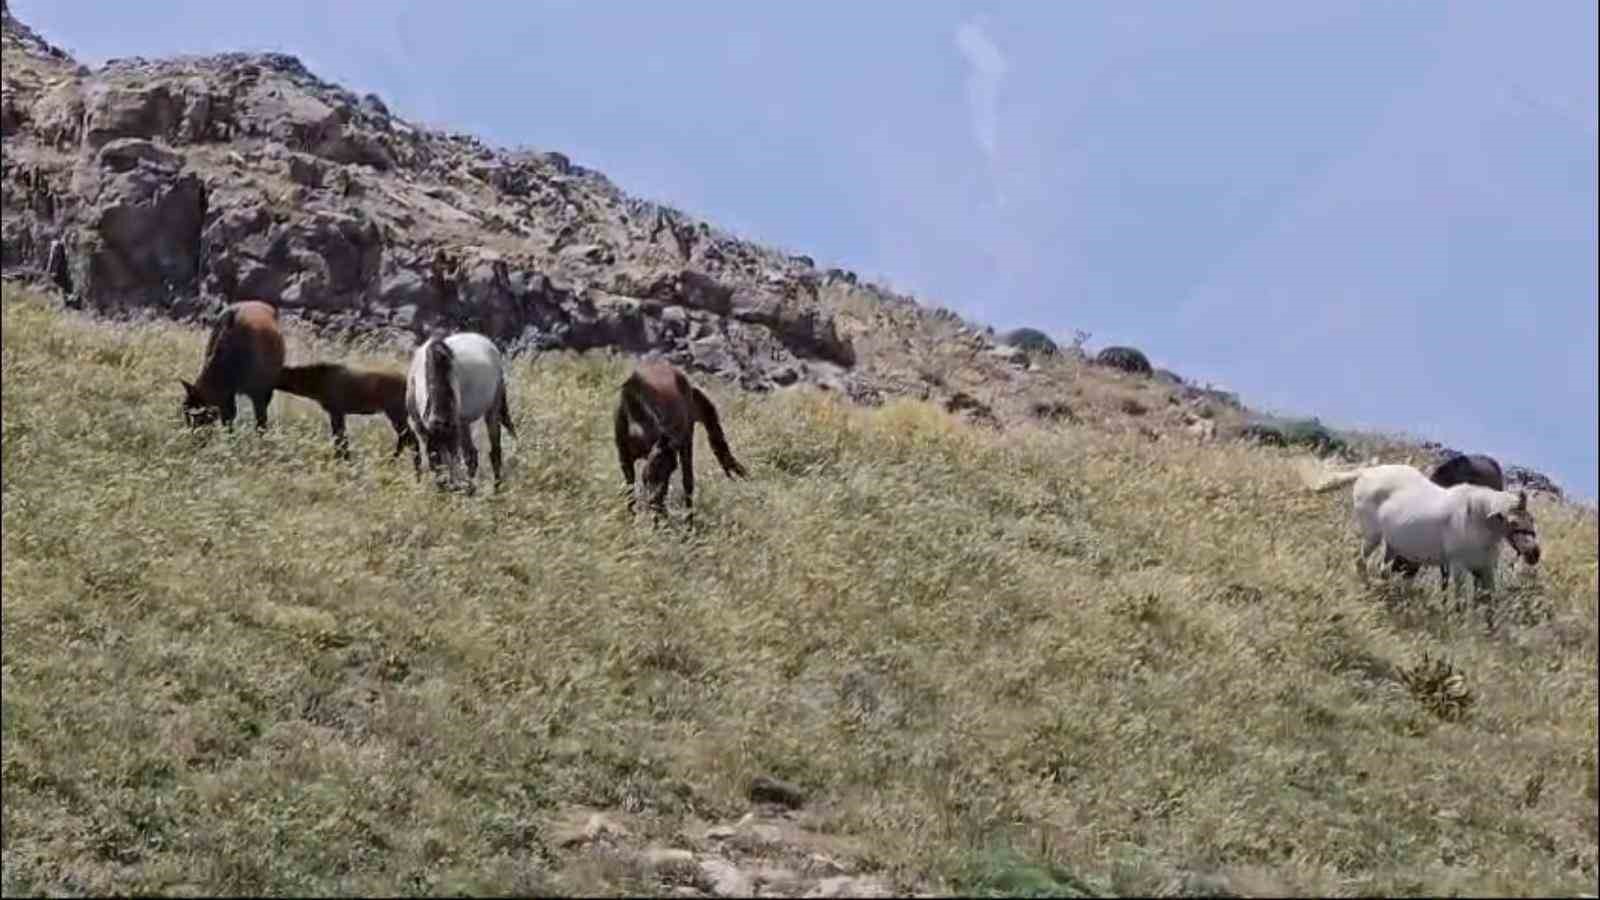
[16,0,1598,499]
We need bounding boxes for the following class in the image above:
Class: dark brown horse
[614,361,748,517]
[276,362,419,462]
[1392,452,1508,581]
[180,300,285,430]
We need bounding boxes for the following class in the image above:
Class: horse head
[1488,489,1541,566]
[179,379,220,427]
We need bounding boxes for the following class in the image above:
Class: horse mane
[423,339,457,426]
[194,306,241,393]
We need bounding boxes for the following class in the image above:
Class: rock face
[0,7,1569,497]
[0,19,862,394]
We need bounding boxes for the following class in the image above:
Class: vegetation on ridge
[2,286,1597,896]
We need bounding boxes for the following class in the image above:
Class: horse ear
[1517,489,1528,510]
[178,378,196,398]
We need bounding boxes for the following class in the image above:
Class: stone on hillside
[748,774,807,810]
[74,161,206,309]
[697,858,754,898]
[82,83,181,149]
[1030,401,1077,423]
[1000,326,1058,356]
[805,875,894,898]
[987,344,1029,368]
[1237,417,1346,457]
[1094,345,1153,375]
[1506,465,1563,498]
[96,137,181,174]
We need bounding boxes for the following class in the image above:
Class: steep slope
[2,286,1596,896]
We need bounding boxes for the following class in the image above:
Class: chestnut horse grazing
[614,361,748,518]
[405,332,516,492]
[180,300,285,430]
[276,363,419,463]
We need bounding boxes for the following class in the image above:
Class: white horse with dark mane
[406,331,516,492]
[1298,460,1541,596]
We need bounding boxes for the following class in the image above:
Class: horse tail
[690,386,748,479]
[497,379,517,439]
[1296,458,1365,494]
[422,339,455,429]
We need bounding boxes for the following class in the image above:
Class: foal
[276,362,418,463]
[180,300,285,430]
[614,361,748,518]
[405,332,516,491]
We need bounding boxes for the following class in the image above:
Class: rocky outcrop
[0,6,1569,497]
[0,22,861,395]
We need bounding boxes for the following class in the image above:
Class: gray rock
[748,774,806,810]
[75,164,207,309]
[96,137,181,174]
[1094,345,1153,375]
[986,345,1029,368]
[82,83,181,149]
[697,859,754,898]
[999,326,1058,356]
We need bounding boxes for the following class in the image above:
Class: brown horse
[180,300,285,430]
[276,362,419,462]
[614,361,748,518]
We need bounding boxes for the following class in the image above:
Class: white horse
[405,332,517,492]
[1298,460,1541,596]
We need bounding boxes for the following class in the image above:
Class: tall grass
[2,287,1596,896]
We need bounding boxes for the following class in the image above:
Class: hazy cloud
[954,20,1007,161]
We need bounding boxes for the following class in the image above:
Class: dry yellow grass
[2,286,1596,896]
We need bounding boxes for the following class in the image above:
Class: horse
[1431,452,1506,491]
[1298,460,1541,599]
[614,361,748,518]
[180,300,286,430]
[1391,453,1507,581]
[276,362,419,463]
[405,332,516,491]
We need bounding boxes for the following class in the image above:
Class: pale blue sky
[16,1,1598,499]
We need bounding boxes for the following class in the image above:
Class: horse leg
[486,414,504,491]
[329,412,351,461]
[642,439,677,520]
[463,429,480,482]
[249,389,273,431]
[1356,535,1381,583]
[219,395,240,431]
[1472,566,1498,630]
[615,405,638,512]
[388,411,415,461]
[679,436,695,519]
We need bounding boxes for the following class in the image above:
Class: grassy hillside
[2,287,1596,896]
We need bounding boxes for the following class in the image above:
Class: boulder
[74,160,207,310]
[1094,345,1153,376]
[999,326,1058,356]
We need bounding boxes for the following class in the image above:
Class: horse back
[630,362,693,440]
[439,332,504,422]
[1431,453,1505,491]
[209,301,284,392]
[360,370,408,416]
